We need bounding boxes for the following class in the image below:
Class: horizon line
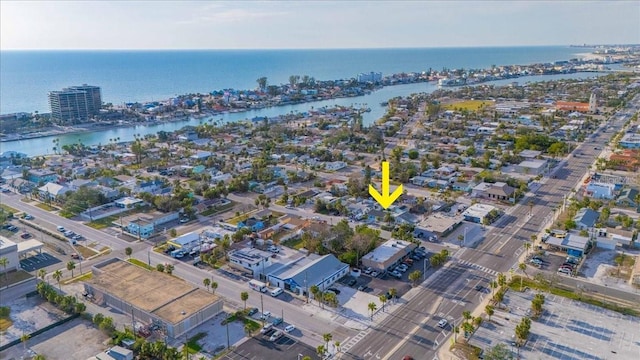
[0,44,606,52]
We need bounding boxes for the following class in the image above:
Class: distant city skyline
[1,1,639,50]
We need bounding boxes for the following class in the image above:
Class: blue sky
[1,1,638,50]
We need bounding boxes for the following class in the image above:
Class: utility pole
[260,294,264,324]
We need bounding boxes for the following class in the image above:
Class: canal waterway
[0,72,606,157]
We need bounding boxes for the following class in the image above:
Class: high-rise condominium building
[48,84,101,123]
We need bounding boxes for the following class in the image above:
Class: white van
[270,287,283,297]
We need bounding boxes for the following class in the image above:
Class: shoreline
[0,67,624,145]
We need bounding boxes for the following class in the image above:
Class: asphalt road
[344,95,640,360]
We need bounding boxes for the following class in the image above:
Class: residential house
[324,161,347,171]
[38,182,71,201]
[8,178,35,193]
[616,188,639,209]
[472,182,515,201]
[238,218,265,232]
[394,212,420,225]
[573,208,600,230]
[584,182,616,200]
[28,169,58,184]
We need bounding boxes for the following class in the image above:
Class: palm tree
[323,333,332,351]
[388,287,397,303]
[367,302,377,320]
[0,257,8,280]
[519,262,528,288]
[523,241,532,256]
[37,269,47,282]
[379,294,387,312]
[203,278,211,292]
[165,264,174,275]
[53,270,63,290]
[20,333,30,351]
[125,247,133,259]
[241,291,249,309]
[485,305,494,322]
[211,281,218,294]
[316,344,326,358]
[67,261,76,278]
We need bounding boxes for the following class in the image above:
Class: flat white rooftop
[362,239,413,263]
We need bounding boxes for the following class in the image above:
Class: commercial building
[545,234,590,257]
[48,84,101,123]
[357,72,382,83]
[619,133,640,149]
[267,254,349,297]
[415,214,462,237]
[361,239,416,272]
[584,182,616,200]
[228,247,273,280]
[516,159,547,176]
[168,232,201,252]
[462,203,497,224]
[115,211,180,239]
[0,236,19,274]
[84,259,223,339]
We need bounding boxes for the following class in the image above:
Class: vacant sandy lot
[1,318,109,360]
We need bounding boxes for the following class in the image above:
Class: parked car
[6,225,18,232]
[558,268,572,275]
[370,271,379,277]
[268,245,280,253]
[269,330,283,342]
[403,258,414,266]
[20,232,31,239]
[363,267,372,275]
[260,323,273,334]
[272,317,283,326]
[64,230,75,237]
[72,234,83,241]
[347,279,357,287]
[438,319,448,328]
[474,285,484,291]
[411,254,422,261]
[261,311,271,320]
[358,285,368,292]
[284,324,295,333]
[179,218,189,223]
[71,253,81,259]
[57,226,65,232]
[390,271,402,279]
[24,214,34,220]
[247,308,259,316]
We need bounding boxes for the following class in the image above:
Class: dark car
[347,279,357,287]
[474,285,484,292]
[327,288,341,295]
[21,232,31,239]
[247,308,259,316]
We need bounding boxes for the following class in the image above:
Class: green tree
[20,333,30,351]
[241,291,249,309]
[379,294,387,312]
[203,278,211,292]
[323,333,333,351]
[485,305,495,322]
[66,261,76,278]
[367,301,377,320]
[37,269,47,282]
[156,263,165,272]
[316,344,326,358]
[211,281,218,294]
[388,287,397,303]
[408,270,422,286]
[256,77,268,90]
[52,269,63,290]
[165,264,174,275]
[125,247,132,259]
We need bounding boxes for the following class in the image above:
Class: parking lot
[19,252,61,271]
[470,288,640,359]
[220,335,317,360]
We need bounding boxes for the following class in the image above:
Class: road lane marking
[380,298,443,360]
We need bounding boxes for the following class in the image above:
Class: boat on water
[380,101,388,106]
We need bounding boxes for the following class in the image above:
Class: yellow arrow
[369,161,403,209]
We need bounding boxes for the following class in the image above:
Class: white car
[260,323,273,334]
[370,271,379,277]
[284,324,295,333]
[390,271,402,279]
[438,319,448,328]
[261,311,272,320]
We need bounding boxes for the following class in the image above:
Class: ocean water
[1,46,587,114]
